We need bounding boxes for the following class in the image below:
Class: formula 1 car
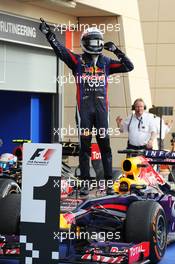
[59,149,175,264]
[0,143,21,200]
[1,149,175,264]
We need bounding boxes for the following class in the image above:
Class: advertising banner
[91,143,101,160]
[20,143,62,264]
[0,12,65,48]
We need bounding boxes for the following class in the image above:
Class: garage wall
[0,0,76,25]
[0,42,57,93]
[138,0,175,148]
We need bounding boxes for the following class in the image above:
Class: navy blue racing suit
[46,33,134,181]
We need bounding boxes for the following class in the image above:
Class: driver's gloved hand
[104,42,117,52]
[39,20,53,39]
[39,20,50,34]
[104,41,125,58]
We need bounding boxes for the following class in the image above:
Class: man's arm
[147,131,157,149]
[164,119,173,134]
[104,42,134,74]
[39,19,79,71]
[116,116,124,132]
[116,115,131,133]
[147,115,158,149]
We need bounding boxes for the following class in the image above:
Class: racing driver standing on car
[39,20,134,195]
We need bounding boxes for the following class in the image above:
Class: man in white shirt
[116,98,157,150]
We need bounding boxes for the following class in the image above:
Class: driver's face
[134,101,145,116]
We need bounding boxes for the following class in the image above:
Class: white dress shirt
[123,112,157,146]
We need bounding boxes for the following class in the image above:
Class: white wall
[0,42,56,92]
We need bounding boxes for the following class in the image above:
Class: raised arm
[39,19,79,71]
[104,41,134,74]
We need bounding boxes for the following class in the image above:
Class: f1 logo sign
[30,148,56,161]
[21,143,61,223]
[30,148,44,160]
[20,143,62,264]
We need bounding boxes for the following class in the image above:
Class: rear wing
[118,149,175,165]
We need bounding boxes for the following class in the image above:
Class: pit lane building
[0,0,174,166]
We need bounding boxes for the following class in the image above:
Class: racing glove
[104,41,125,58]
[39,18,53,39]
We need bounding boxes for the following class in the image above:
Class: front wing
[59,241,150,264]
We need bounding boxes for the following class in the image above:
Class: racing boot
[80,181,90,196]
[106,186,115,195]
[105,179,114,195]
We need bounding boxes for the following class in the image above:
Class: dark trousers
[127,143,147,150]
[79,135,112,181]
[76,102,113,182]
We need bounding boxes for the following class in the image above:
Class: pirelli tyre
[0,193,21,235]
[0,178,21,199]
[125,200,167,263]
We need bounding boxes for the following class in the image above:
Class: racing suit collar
[82,52,105,67]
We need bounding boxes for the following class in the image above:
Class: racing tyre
[0,193,21,235]
[0,178,21,199]
[125,200,167,263]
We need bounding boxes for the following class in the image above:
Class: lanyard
[136,116,143,129]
